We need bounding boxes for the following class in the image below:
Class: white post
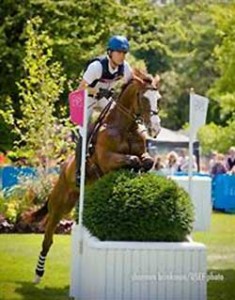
[188,90,195,198]
[188,91,209,200]
[69,89,89,298]
[77,89,88,246]
[76,89,88,294]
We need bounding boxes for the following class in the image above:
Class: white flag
[189,93,209,141]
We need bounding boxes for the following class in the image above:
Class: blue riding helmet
[107,36,130,53]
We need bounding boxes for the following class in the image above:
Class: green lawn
[0,212,235,300]
[0,234,70,300]
[193,212,235,300]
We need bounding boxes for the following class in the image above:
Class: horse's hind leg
[34,213,62,284]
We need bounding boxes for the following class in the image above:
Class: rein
[114,86,158,124]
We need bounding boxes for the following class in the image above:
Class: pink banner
[69,90,85,126]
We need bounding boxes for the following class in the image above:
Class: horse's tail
[23,200,49,223]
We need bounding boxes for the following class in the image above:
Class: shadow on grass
[15,281,70,300]
[208,269,235,300]
[14,269,235,300]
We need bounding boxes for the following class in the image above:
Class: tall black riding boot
[73,130,82,187]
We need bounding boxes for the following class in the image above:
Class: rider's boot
[75,137,82,187]
[72,128,82,187]
[74,125,94,187]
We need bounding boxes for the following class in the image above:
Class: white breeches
[86,96,111,125]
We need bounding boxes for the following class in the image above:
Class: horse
[27,69,161,283]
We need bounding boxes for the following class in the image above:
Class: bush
[84,170,194,242]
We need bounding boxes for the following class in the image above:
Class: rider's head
[107,35,130,66]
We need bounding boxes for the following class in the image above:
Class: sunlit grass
[193,212,235,300]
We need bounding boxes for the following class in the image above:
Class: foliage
[0,171,58,223]
[0,1,235,153]
[0,96,15,152]
[198,3,235,153]
[15,16,72,167]
[84,170,194,242]
[209,4,235,115]
[199,119,235,154]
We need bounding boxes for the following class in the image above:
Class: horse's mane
[119,68,157,99]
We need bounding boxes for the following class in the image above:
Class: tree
[16,16,71,167]
[199,4,235,154]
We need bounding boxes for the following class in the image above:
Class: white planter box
[70,225,207,300]
[172,176,212,231]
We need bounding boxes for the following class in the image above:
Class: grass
[0,212,234,300]
[193,211,235,300]
[0,234,70,300]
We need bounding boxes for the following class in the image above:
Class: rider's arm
[77,61,102,94]
[77,78,88,90]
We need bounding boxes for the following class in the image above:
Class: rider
[74,35,161,184]
[77,35,133,120]
[74,35,133,184]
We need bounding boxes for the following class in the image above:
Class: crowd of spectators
[149,146,235,177]
[208,147,235,176]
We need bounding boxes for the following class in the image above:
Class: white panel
[156,250,166,299]
[139,250,150,300]
[113,249,124,300]
[70,227,207,300]
[181,250,191,300]
[92,248,106,299]
[165,250,174,300]
[148,250,158,299]
[131,250,141,300]
[105,249,116,300]
[172,176,212,231]
[122,250,132,299]
[173,250,184,300]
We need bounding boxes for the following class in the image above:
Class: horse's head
[131,69,161,138]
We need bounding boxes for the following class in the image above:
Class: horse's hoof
[33,275,41,284]
[142,158,154,171]
[128,155,141,171]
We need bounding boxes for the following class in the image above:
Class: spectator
[226,146,235,172]
[179,156,197,173]
[149,155,165,176]
[208,151,218,173]
[178,149,188,170]
[210,153,227,176]
[165,151,179,175]
[229,165,235,175]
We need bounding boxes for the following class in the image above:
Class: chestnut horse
[29,69,161,283]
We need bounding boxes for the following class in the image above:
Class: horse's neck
[119,83,137,109]
[106,83,138,128]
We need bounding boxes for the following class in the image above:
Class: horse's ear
[132,68,151,86]
[153,74,161,89]
[133,74,144,85]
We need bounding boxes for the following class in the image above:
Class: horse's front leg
[140,152,154,171]
[128,135,154,172]
[97,150,142,174]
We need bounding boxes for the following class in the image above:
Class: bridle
[114,84,159,127]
